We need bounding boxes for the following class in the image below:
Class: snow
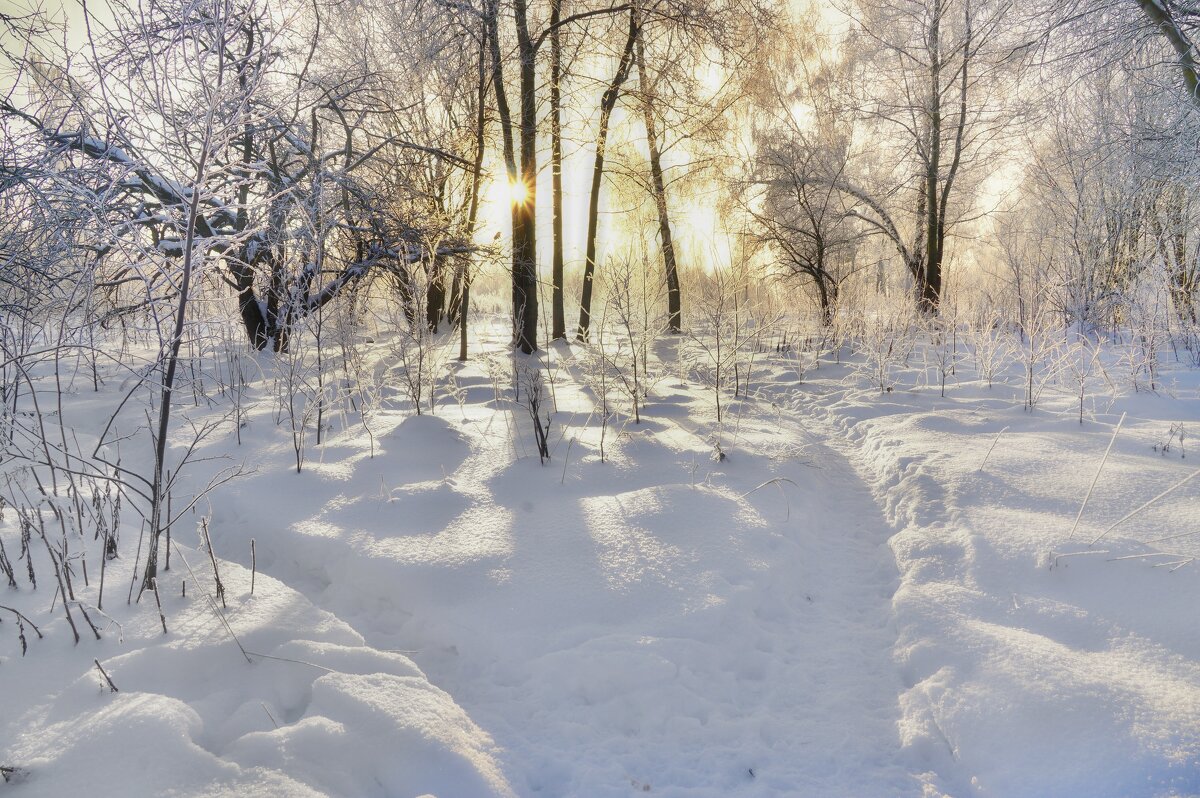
[800,357,1200,797]
[3,323,1200,796]
[0,535,512,797]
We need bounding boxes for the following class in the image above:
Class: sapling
[1121,286,1171,393]
[964,303,1014,388]
[1063,332,1106,424]
[333,309,379,457]
[200,517,226,609]
[849,302,918,393]
[140,110,216,596]
[922,313,961,397]
[593,255,666,425]
[685,266,765,422]
[1016,303,1064,412]
[521,366,553,464]
[577,345,616,463]
[381,259,451,417]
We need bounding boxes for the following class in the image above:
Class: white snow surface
[3,328,1200,796]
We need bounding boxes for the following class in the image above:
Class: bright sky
[474,123,737,278]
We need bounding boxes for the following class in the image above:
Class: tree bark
[921,0,944,314]
[485,0,526,352]
[426,257,447,331]
[635,25,681,332]
[514,0,540,353]
[459,14,490,361]
[550,0,567,339]
[1137,0,1200,104]
[576,10,639,341]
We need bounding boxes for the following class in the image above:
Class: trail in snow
[796,366,1200,798]
[9,333,1200,797]
[212,345,918,796]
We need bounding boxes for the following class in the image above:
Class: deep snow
[3,322,1200,796]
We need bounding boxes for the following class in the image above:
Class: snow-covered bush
[847,300,919,393]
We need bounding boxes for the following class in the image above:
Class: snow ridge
[806,383,1200,798]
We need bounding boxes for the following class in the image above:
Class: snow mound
[1,547,513,798]
[229,670,514,797]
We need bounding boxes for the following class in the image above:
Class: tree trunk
[635,26,681,333]
[486,0,526,352]
[143,130,211,594]
[576,11,639,341]
[549,0,567,339]
[514,0,540,353]
[460,15,490,361]
[426,257,447,331]
[921,0,943,314]
[1137,0,1200,104]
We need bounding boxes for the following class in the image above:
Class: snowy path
[802,380,1200,798]
[213,357,920,796]
[10,340,1200,797]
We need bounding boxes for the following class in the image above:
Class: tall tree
[633,10,682,331]
[831,0,1015,311]
[577,10,640,341]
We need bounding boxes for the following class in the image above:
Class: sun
[508,178,528,206]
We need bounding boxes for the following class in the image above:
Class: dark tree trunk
[426,257,447,331]
[448,267,463,327]
[485,0,525,351]
[576,11,639,341]
[549,0,567,340]
[513,0,540,353]
[635,27,681,333]
[921,0,943,315]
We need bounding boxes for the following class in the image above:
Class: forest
[2,0,1200,795]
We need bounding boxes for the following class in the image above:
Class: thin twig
[1091,467,1200,545]
[1049,549,1110,569]
[977,426,1009,473]
[200,517,226,609]
[261,702,280,729]
[93,658,118,692]
[0,604,42,638]
[560,436,575,484]
[207,594,252,664]
[151,577,167,634]
[244,651,336,673]
[739,478,799,520]
[1067,413,1125,540]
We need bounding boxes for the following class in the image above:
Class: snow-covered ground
[3,323,1200,796]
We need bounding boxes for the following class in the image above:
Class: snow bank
[0,541,514,798]
[805,370,1200,797]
